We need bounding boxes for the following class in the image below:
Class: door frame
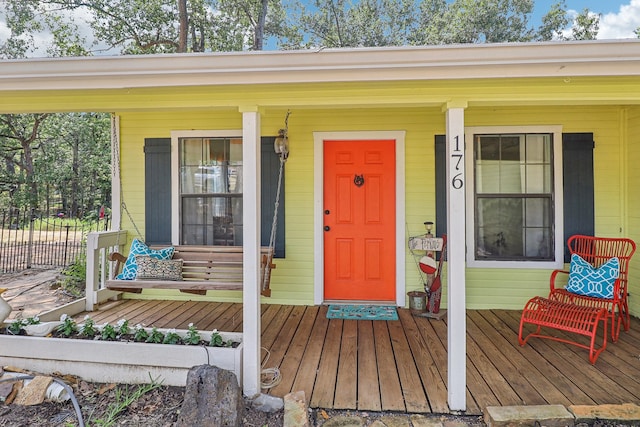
[313,131,406,306]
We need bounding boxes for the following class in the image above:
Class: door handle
[324,226,330,231]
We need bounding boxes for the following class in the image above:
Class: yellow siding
[117,104,632,311]
[626,107,640,317]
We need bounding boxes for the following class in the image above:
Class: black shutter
[435,135,447,238]
[144,138,172,245]
[261,137,285,258]
[143,137,285,256]
[562,133,595,262]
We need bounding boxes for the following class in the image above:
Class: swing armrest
[108,252,127,278]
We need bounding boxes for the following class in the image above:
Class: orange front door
[323,139,396,301]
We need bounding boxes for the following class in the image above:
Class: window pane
[181,196,243,246]
[525,198,550,227]
[477,198,524,258]
[501,136,521,161]
[525,228,552,258]
[477,136,500,160]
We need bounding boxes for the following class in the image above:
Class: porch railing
[85,230,128,311]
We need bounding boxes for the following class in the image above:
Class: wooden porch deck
[77,301,640,415]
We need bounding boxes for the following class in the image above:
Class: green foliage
[80,316,98,338]
[88,379,163,427]
[209,329,233,347]
[116,319,130,336]
[184,323,202,345]
[162,329,182,345]
[57,314,78,337]
[6,316,38,335]
[133,324,149,342]
[100,323,118,341]
[145,327,164,344]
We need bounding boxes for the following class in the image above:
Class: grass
[84,379,164,427]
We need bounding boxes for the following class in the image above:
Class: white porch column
[445,102,467,411]
[241,107,262,397]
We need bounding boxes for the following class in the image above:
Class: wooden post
[445,103,467,411]
[241,108,261,398]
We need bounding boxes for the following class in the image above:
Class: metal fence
[0,209,111,273]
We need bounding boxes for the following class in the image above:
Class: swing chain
[121,201,144,242]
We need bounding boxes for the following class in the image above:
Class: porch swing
[106,126,288,298]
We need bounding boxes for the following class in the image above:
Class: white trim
[241,112,261,398]
[445,107,467,412]
[2,40,640,91]
[170,129,242,245]
[313,131,406,306]
[464,125,564,269]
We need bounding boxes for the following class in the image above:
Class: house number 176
[451,135,464,190]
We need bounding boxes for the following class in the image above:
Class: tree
[0,114,49,209]
[537,1,600,41]
[0,0,284,55]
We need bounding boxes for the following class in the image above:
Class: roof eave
[1,39,640,91]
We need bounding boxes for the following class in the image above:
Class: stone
[283,391,309,427]
[175,365,243,427]
[484,405,574,427]
[322,415,364,426]
[13,376,53,406]
[568,403,640,424]
[377,415,411,427]
[410,414,444,427]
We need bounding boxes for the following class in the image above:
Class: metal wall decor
[354,174,365,187]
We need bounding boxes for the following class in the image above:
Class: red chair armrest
[550,269,569,292]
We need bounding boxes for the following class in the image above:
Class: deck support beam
[241,107,262,397]
[444,102,467,411]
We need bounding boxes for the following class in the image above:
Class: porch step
[484,405,574,427]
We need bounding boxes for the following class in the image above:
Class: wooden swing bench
[518,234,636,364]
[106,245,275,297]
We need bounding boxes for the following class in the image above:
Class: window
[465,126,563,268]
[179,136,243,245]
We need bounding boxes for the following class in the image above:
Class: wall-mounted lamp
[274,128,289,159]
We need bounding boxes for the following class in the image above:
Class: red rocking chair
[548,234,636,342]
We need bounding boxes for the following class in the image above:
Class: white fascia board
[0,40,639,91]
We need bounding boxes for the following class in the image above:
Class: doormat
[326,305,398,321]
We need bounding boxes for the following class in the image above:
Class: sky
[532,0,640,39]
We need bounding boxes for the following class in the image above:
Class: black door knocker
[354,174,365,187]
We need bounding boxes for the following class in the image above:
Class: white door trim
[313,131,406,306]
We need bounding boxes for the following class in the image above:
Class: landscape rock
[175,365,243,427]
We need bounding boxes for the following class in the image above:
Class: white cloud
[597,0,640,39]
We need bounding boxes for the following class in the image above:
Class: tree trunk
[254,0,269,50]
[178,0,188,52]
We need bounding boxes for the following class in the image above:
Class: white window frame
[464,125,564,269]
[170,129,242,245]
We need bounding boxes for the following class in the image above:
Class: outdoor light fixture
[274,110,290,159]
[274,128,289,159]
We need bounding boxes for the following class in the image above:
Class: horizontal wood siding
[117,104,632,312]
[626,107,640,316]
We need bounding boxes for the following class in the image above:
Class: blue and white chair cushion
[565,253,619,299]
[115,239,175,280]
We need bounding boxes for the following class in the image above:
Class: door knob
[324,226,330,231]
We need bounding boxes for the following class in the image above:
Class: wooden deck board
[373,320,405,411]
[270,306,319,396]
[310,318,342,408]
[77,301,640,415]
[397,309,448,413]
[387,316,430,413]
[291,305,330,401]
[334,319,358,409]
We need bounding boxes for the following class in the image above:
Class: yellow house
[1,39,640,409]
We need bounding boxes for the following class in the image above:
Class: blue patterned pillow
[115,239,174,280]
[565,254,619,299]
